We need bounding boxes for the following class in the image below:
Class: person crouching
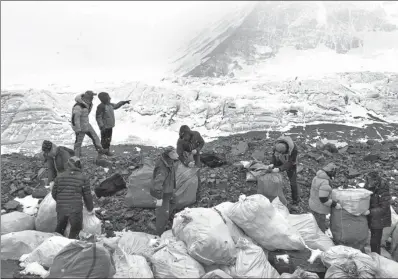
[51,156,94,239]
[150,146,179,236]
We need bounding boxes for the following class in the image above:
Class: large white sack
[1,211,35,235]
[271,197,290,218]
[331,188,372,216]
[370,252,398,278]
[64,207,102,237]
[118,231,160,259]
[321,245,376,270]
[150,239,205,278]
[221,238,280,278]
[113,247,153,278]
[172,207,236,265]
[35,193,57,232]
[227,194,306,251]
[19,235,76,268]
[1,230,54,260]
[202,269,232,278]
[382,206,398,245]
[214,202,247,244]
[288,214,335,252]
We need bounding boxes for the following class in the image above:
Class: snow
[19,262,48,278]
[275,254,290,264]
[14,195,40,216]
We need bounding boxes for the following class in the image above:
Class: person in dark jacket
[71,91,105,157]
[150,146,179,236]
[364,171,392,254]
[95,92,130,156]
[269,135,300,208]
[51,156,94,239]
[176,125,205,167]
[42,140,75,185]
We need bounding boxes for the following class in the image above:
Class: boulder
[231,141,249,156]
[32,188,48,199]
[3,200,20,211]
[363,154,380,162]
[347,168,361,179]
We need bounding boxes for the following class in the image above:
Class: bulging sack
[221,238,280,278]
[48,241,116,278]
[35,193,57,232]
[1,230,54,261]
[118,231,160,260]
[172,208,237,265]
[113,247,153,278]
[381,206,398,246]
[280,267,320,279]
[174,163,200,210]
[227,194,306,251]
[214,202,247,244]
[321,245,376,269]
[150,240,205,278]
[330,208,368,250]
[64,207,102,237]
[95,173,126,198]
[1,211,35,235]
[370,252,398,278]
[325,258,378,279]
[257,173,287,206]
[331,188,372,216]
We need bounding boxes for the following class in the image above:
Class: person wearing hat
[150,146,179,236]
[95,92,130,156]
[51,156,94,239]
[308,163,342,232]
[177,125,205,167]
[364,171,391,254]
[42,140,75,184]
[269,135,300,209]
[71,90,105,157]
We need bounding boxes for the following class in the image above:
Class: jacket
[71,94,93,132]
[45,146,75,183]
[96,101,125,129]
[271,135,298,172]
[150,155,177,200]
[51,166,94,214]
[177,130,205,165]
[309,170,333,215]
[367,179,392,229]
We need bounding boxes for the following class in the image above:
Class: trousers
[55,211,83,239]
[74,125,102,157]
[100,128,113,150]
[370,228,383,255]
[287,165,300,203]
[312,210,327,233]
[155,193,175,236]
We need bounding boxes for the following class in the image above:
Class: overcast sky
[1,1,250,87]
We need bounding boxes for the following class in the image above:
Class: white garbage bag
[202,269,232,278]
[287,214,335,251]
[271,197,290,218]
[172,207,236,265]
[35,193,57,232]
[19,235,76,268]
[227,194,306,251]
[221,238,280,278]
[370,252,398,278]
[64,207,102,237]
[214,202,247,244]
[1,211,35,235]
[118,231,160,259]
[1,230,54,260]
[321,245,376,270]
[331,188,372,216]
[113,247,154,278]
[150,239,205,278]
[381,206,398,245]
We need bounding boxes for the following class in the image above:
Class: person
[71,90,105,157]
[176,125,205,167]
[42,140,75,185]
[308,163,342,232]
[95,92,130,156]
[51,156,94,239]
[364,171,392,254]
[269,135,300,209]
[150,146,179,236]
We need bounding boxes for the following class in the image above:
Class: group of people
[40,90,391,256]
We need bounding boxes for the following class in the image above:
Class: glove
[272,168,280,173]
[191,149,197,155]
[49,181,54,188]
[335,203,342,210]
[155,199,163,207]
[364,210,370,216]
[124,100,131,105]
[188,162,195,168]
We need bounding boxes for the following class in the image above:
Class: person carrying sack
[177,125,205,168]
[150,146,179,236]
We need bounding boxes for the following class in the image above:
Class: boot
[105,149,114,156]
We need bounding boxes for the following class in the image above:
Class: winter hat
[162,146,175,155]
[179,125,191,137]
[67,156,82,169]
[98,92,109,103]
[322,163,337,173]
[275,142,288,153]
[82,91,97,102]
[42,140,53,152]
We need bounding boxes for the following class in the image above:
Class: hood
[275,135,295,155]
[316,169,331,180]
[75,94,90,109]
[98,92,109,104]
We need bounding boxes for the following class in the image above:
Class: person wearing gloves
[364,171,392,254]
[42,140,75,185]
[150,146,179,236]
[51,156,94,239]
[71,90,105,157]
[308,163,342,232]
[177,125,205,167]
[95,92,130,156]
[268,135,299,209]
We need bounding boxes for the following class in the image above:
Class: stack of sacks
[172,207,237,266]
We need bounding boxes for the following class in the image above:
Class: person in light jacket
[95,92,130,156]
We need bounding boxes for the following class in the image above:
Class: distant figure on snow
[42,140,75,186]
[95,92,130,156]
[51,156,94,239]
[71,91,105,157]
[177,125,205,168]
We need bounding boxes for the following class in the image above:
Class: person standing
[51,156,94,239]
[364,171,392,254]
[308,163,342,232]
[176,125,205,167]
[42,140,74,185]
[270,135,300,209]
[71,91,104,157]
[150,146,179,236]
[95,92,130,156]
